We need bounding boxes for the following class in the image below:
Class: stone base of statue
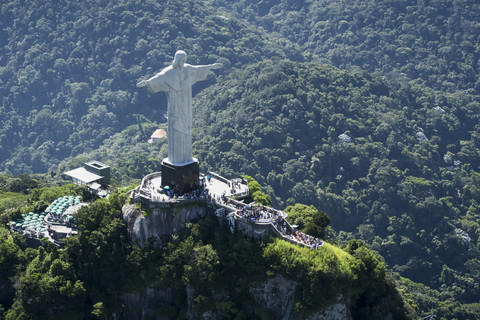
[161,158,200,194]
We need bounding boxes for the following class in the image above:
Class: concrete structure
[64,160,110,192]
[128,171,323,250]
[85,160,110,185]
[64,167,103,185]
[131,171,249,204]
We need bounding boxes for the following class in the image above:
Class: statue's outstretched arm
[209,63,223,70]
[137,80,148,88]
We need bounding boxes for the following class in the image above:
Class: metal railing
[131,172,323,249]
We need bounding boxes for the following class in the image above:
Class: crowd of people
[134,174,324,250]
[221,198,324,250]
[285,231,324,249]
[179,187,212,201]
[235,203,283,223]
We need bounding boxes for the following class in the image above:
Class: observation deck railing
[131,172,323,249]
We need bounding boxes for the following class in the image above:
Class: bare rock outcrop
[304,295,351,320]
[121,287,178,320]
[249,275,351,320]
[249,275,297,320]
[122,203,209,248]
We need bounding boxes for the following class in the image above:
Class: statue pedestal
[161,159,199,194]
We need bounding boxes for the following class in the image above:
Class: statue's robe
[146,64,212,165]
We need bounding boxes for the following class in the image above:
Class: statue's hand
[136,80,147,88]
[211,63,223,70]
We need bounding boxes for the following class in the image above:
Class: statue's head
[173,50,187,68]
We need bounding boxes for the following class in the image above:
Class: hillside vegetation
[0,182,412,319]
[193,60,480,316]
[0,0,300,174]
[1,0,480,318]
[218,0,480,92]
[70,59,480,318]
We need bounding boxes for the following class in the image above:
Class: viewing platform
[130,171,324,250]
[131,171,249,204]
[219,197,324,249]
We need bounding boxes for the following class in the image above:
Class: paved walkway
[132,172,248,203]
[131,172,324,250]
[219,197,324,249]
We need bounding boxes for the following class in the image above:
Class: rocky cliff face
[304,295,351,320]
[249,275,297,319]
[121,203,353,319]
[120,275,351,320]
[121,287,179,320]
[122,203,209,248]
[250,275,351,320]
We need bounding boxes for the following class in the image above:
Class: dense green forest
[1,0,480,318]
[218,0,480,92]
[192,60,480,317]
[0,180,414,319]
[0,0,301,174]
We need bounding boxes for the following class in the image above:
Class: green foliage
[191,59,480,315]
[6,248,87,320]
[29,184,80,204]
[3,175,39,194]
[0,227,22,282]
[0,177,413,318]
[0,0,299,175]
[343,240,409,319]
[0,194,27,226]
[243,175,272,206]
[224,0,480,93]
[91,302,107,320]
[65,191,140,311]
[146,214,409,318]
[48,55,480,315]
[262,238,409,319]
[1,0,480,316]
[0,183,145,318]
[285,203,330,238]
[396,275,480,320]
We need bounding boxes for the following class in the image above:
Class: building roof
[148,129,167,143]
[64,167,103,184]
[151,128,167,139]
[88,182,102,190]
[50,224,78,235]
[85,160,109,170]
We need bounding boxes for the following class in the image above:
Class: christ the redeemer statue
[137,50,222,193]
[137,50,222,165]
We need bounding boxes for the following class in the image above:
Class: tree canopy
[1,0,480,317]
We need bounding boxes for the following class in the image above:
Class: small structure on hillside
[64,160,110,196]
[10,195,85,247]
[148,128,167,144]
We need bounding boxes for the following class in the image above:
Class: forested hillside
[0,182,413,319]
[69,59,480,318]
[0,0,300,174]
[217,0,480,92]
[2,0,480,318]
[192,60,480,317]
